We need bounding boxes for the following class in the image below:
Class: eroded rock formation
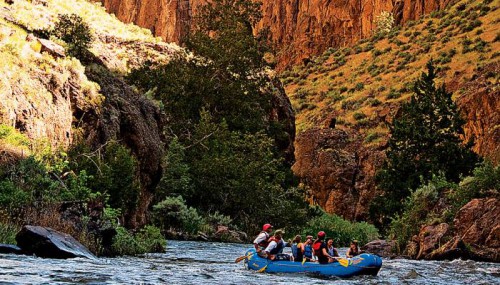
[96,0,452,68]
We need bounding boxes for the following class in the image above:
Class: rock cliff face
[292,127,385,220]
[409,198,500,262]
[96,0,452,68]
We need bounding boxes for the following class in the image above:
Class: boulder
[38,38,66,58]
[0,244,23,255]
[416,223,450,260]
[15,225,95,259]
[213,225,247,243]
[426,236,469,261]
[452,198,500,262]
[361,239,396,258]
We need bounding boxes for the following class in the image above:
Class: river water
[0,240,499,284]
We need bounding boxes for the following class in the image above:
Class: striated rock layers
[96,0,452,68]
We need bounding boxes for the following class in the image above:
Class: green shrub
[365,132,383,143]
[112,226,144,256]
[449,162,500,212]
[136,225,166,253]
[0,125,30,147]
[302,212,379,246]
[0,223,20,244]
[389,175,455,252]
[353,112,367,121]
[53,14,93,58]
[152,196,205,234]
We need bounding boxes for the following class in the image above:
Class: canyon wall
[96,0,452,68]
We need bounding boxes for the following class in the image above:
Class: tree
[128,0,272,138]
[371,61,479,228]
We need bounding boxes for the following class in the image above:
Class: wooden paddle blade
[257,265,268,273]
[301,258,306,265]
[235,255,247,263]
[338,258,349,267]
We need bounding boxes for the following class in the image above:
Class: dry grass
[282,0,500,144]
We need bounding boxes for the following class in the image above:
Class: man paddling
[253,223,273,256]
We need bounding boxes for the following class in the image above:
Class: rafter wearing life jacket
[266,236,285,255]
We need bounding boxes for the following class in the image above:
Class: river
[0,240,499,284]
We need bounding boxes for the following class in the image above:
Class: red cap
[318,231,326,238]
[263,224,273,231]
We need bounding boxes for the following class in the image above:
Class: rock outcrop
[16,225,96,259]
[97,0,452,68]
[409,198,500,262]
[0,244,23,254]
[292,127,384,220]
[456,62,500,164]
[361,239,396,258]
[415,223,450,260]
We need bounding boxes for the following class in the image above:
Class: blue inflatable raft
[244,249,382,277]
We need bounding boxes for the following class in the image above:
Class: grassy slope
[282,0,499,147]
[0,0,181,150]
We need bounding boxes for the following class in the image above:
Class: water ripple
[0,240,499,284]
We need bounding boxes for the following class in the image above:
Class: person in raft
[312,231,336,264]
[346,240,360,258]
[264,229,291,261]
[326,238,340,263]
[291,235,303,262]
[253,223,273,256]
[302,235,314,262]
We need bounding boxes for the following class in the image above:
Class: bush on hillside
[52,14,94,59]
[53,14,93,58]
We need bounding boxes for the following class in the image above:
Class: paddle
[334,257,349,267]
[257,265,268,273]
[235,252,255,263]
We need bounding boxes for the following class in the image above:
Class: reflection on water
[0,240,499,284]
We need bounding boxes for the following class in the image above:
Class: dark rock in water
[0,244,23,255]
[361,239,397,258]
[16,225,96,259]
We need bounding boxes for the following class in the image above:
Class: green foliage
[129,0,311,235]
[389,175,455,252]
[0,125,30,147]
[372,61,479,229]
[53,14,93,58]
[156,138,193,200]
[0,155,94,209]
[302,212,379,247]
[69,142,140,220]
[152,196,205,234]
[0,223,20,244]
[449,162,500,212]
[184,111,310,233]
[111,226,144,256]
[112,225,166,256]
[135,225,166,253]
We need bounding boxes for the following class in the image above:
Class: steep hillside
[96,0,452,69]
[283,0,499,219]
[0,0,182,226]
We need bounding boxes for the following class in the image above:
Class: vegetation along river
[0,241,499,284]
